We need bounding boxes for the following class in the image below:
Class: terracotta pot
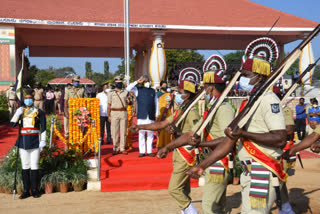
[73,183,83,192]
[233,177,240,185]
[59,183,69,193]
[45,183,54,194]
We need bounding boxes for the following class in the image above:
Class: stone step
[87,180,101,191]
[86,158,98,169]
[87,168,100,181]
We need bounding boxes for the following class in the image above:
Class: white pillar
[149,32,166,88]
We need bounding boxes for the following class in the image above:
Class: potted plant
[70,170,87,192]
[0,171,5,193]
[55,170,70,193]
[41,173,56,194]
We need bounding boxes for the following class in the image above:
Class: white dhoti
[137,117,154,154]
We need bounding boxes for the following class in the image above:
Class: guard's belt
[21,127,40,135]
[111,108,126,111]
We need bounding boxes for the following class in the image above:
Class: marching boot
[19,169,31,199]
[31,170,41,198]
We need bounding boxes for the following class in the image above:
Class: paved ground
[0,158,319,214]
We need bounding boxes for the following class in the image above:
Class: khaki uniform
[6,89,17,118]
[166,107,200,209]
[313,125,320,134]
[64,87,87,137]
[34,88,44,111]
[192,100,235,214]
[54,91,62,114]
[238,91,286,213]
[283,106,295,126]
[108,89,129,152]
[198,94,206,116]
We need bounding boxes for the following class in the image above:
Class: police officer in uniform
[64,75,87,138]
[33,82,45,111]
[158,56,235,214]
[10,88,46,199]
[187,37,288,213]
[6,82,17,119]
[107,76,129,155]
[130,68,202,214]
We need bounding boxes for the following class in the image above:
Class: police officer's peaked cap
[73,75,81,81]
[114,76,123,82]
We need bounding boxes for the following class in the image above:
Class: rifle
[281,56,320,105]
[228,24,320,132]
[169,87,205,129]
[193,71,242,138]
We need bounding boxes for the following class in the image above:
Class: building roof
[48,78,95,85]
[0,0,318,55]
[0,0,317,28]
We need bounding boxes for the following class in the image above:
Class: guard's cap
[241,37,279,76]
[73,75,81,81]
[202,55,228,84]
[114,76,123,82]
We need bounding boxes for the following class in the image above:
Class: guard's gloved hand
[16,107,23,117]
[39,141,46,152]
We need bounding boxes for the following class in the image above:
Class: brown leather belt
[111,108,126,111]
[35,99,43,101]
[9,99,16,101]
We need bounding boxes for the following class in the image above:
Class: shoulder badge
[165,96,171,101]
[271,103,280,113]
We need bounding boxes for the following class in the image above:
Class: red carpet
[99,133,199,192]
[0,124,18,158]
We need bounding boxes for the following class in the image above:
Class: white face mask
[239,75,257,93]
[10,87,14,90]
[144,82,150,88]
[104,89,109,93]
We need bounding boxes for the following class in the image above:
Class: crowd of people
[5,36,320,214]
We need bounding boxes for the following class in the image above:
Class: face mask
[161,87,167,91]
[73,82,79,87]
[206,94,211,101]
[144,82,150,88]
[115,82,123,89]
[239,76,257,93]
[175,94,184,105]
[24,99,33,106]
[10,87,14,90]
[313,104,317,108]
[104,89,109,93]
[299,102,304,105]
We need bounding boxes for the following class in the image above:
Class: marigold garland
[65,98,100,153]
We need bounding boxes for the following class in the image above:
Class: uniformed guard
[33,82,45,111]
[187,37,288,213]
[192,55,235,214]
[10,88,46,199]
[107,76,129,155]
[64,75,87,138]
[54,88,62,114]
[159,56,235,213]
[6,82,17,119]
[131,68,202,214]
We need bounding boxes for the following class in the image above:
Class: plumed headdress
[178,67,202,93]
[242,37,279,76]
[202,55,228,84]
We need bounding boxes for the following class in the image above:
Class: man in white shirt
[127,75,159,157]
[97,83,112,145]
